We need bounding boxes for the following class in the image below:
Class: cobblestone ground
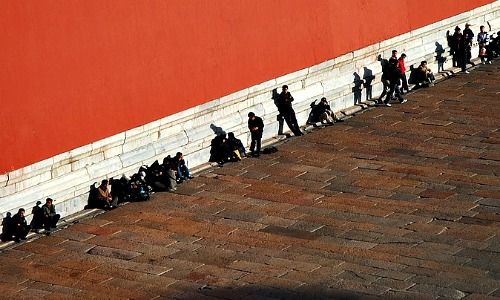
[1,62,500,299]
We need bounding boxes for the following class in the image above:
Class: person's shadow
[210,124,226,136]
[435,41,446,72]
[352,72,363,104]
[362,67,374,100]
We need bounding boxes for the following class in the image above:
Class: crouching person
[1,212,13,242]
[42,198,60,234]
[30,201,44,232]
[12,209,30,242]
[97,180,118,209]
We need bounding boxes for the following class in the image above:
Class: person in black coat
[248,112,264,157]
[383,58,407,107]
[277,85,303,136]
[30,201,44,232]
[11,209,30,242]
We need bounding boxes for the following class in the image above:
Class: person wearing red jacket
[397,53,409,94]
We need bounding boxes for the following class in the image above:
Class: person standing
[397,53,409,93]
[463,23,474,65]
[247,112,264,157]
[277,85,303,136]
[477,25,491,64]
[42,198,60,234]
[383,58,407,107]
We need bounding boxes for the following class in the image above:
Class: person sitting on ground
[30,201,44,233]
[110,176,130,203]
[308,97,336,125]
[414,61,435,87]
[164,158,178,192]
[227,132,246,158]
[11,208,30,242]
[1,212,13,242]
[96,180,117,209]
[42,198,60,234]
[174,152,193,183]
[248,112,265,157]
[209,133,237,166]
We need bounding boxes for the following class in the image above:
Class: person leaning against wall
[277,85,303,136]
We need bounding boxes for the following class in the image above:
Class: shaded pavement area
[1,62,500,299]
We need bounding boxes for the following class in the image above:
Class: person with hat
[42,198,60,234]
[30,200,44,232]
[248,112,264,157]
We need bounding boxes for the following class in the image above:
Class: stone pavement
[1,62,499,300]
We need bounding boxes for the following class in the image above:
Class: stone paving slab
[1,62,500,299]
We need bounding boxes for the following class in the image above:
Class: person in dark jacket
[1,212,13,242]
[227,132,246,158]
[11,208,30,242]
[308,97,336,125]
[383,58,407,107]
[248,112,264,157]
[174,152,193,183]
[42,198,60,234]
[448,26,462,67]
[30,201,44,232]
[277,85,303,136]
[463,23,474,65]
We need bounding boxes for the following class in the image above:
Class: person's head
[45,198,54,206]
[248,112,255,120]
[175,152,183,160]
[455,26,461,32]
[18,208,25,217]
[465,23,471,28]
[282,85,288,92]
[100,179,108,187]
[228,132,235,139]
[320,97,327,104]
[400,53,406,59]
[391,50,398,57]
[420,61,427,67]
[480,25,485,32]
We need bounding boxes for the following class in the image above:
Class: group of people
[89,152,194,210]
[448,23,500,72]
[1,198,60,242]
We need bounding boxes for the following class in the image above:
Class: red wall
[0,0,492,173]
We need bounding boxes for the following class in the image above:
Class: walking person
[383,58,407,107]
[277,85,303,136]
[397,53,409,93]
[248,112,264,157]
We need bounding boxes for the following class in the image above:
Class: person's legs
[51,215,60,228]
[401,74,409,93]
[289,110,303,136]
[384,84,396,105]
[255,137,261,155]
[250,139,256,155]
[379,80,389,102]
